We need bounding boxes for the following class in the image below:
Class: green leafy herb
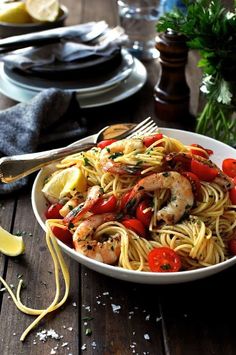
[109,152,124,160]
[157,0,236,145]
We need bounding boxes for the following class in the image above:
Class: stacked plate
[0,48,147,107]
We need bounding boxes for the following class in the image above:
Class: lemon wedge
[25,0,59,22]
[0,226,25,257]
[42,166,87,204]
[0,1,32,24]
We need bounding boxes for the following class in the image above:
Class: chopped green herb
[84,157,91,166]
[109,152,124,160]
[68,222,75,229]
[85,328,92,336]
[162,172,170,177]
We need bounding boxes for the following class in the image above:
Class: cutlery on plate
[0,21,108,53]
[0,117,158,183]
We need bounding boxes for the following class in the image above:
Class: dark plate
[20,48,123,79]
[3,49,134,93]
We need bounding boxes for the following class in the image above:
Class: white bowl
[32,128,236,284]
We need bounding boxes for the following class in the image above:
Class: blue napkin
[0,88,87,195]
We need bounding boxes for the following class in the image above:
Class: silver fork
[0,117,158,183]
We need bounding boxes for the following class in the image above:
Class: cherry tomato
[222,158,236,178]
[228,231,236,255]
[91,195,117,214]
[229,187,236,205]
[122,218,146,238]
[190,144,213,158]
[143,133,163,148]
[45,203,63,219]
[51,226,73,247]
[148,247,181,272]
[136,200,152,227]
[120,191,132,211]
[97,139,117,149]
[182,171,201,199]
[191,159,218,182]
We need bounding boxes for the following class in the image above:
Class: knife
[0,21,108,53]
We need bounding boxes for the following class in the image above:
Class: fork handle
[0,142,95,183]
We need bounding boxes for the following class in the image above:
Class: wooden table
[1,1,236,354]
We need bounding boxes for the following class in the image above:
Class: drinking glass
[117,0,163,60]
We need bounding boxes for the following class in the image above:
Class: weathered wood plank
[80,267,164,354]
[0,188,80,355]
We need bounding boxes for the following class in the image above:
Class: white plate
[2,49,134,95]
[0,57,146,107]
[32,128,236,284]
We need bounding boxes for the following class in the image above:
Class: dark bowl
[0,4,68,38]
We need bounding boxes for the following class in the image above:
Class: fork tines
[128,117,159,138]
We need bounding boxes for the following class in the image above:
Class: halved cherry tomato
[148,247,181,272]
[222,158,236,178]
[191,159,218,182]
[90,195,117,214]
[97,139,117,149]
[143,133,163,148]
[190,144,213,158]
[228,231,236,255]
[182,171,201,199]
[45,203,63,219]
[136,200,152,227]
[122,218,146,238]
[51,226,73,247]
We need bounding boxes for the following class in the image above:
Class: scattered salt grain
[50,349,56,354]
[36,329,60,342]
[61,342,68,347]
[103,292,109,295]
[145,315,150,321]
[81,344,87,351]
[72,302,77,307]
[67,327,73,332]
[111,304,121,313]
[144,333,150,340]
[91,341,97,348]
[156,316,162,322]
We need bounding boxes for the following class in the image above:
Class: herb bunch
[157,0,236,146]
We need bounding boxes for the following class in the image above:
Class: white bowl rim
[31,127,236,284]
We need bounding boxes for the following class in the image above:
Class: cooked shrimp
[100,138,145,174]
[63,185,103,224]
[59,196,84,217]
[127,171,194,224]
[166,152,234,190]
[73,213,120,264]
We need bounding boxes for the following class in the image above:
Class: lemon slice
[26,0,59,22]
[42,166,87,204]
[0,1,32,24]
[0,226,25,257]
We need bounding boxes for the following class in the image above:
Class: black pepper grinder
[154,29,191,122]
